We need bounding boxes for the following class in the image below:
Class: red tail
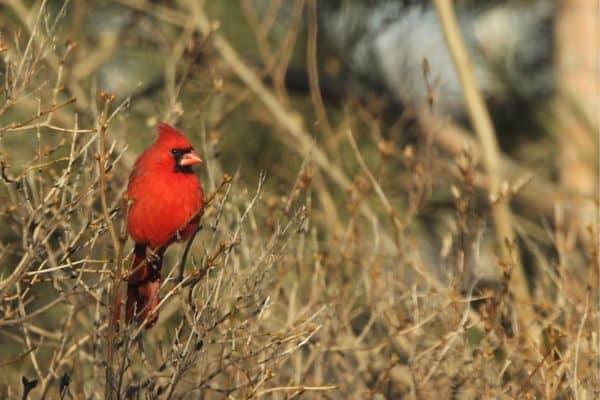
[126,245,161,328]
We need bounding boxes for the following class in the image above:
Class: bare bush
[0,1,597,399]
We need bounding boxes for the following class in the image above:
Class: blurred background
[0,0,598,398]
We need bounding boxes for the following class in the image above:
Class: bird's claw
[145,247,161,267]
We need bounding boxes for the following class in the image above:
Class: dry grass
[0,1,598,399]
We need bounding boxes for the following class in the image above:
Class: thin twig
[573,290,589,398]
[96,92,121,400]
[433,0,536,339]
[255,385,338,396]
[306,0,332,136]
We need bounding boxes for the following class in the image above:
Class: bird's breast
[127,171,203,248]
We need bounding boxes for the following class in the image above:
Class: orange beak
[179,150,202,166]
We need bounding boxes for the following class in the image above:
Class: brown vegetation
[0,1,597,399]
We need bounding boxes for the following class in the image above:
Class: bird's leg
[145,247,161,269]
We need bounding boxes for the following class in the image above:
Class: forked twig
[176,173,233,281]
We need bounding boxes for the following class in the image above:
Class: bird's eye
[171,147,192,157]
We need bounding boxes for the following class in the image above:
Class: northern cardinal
[124,123,204,327]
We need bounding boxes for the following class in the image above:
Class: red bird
[125,123,204,327]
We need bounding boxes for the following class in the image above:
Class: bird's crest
[156,123,193,148]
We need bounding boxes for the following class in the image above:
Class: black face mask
[171,147,194,174]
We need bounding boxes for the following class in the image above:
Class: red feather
[123,123,204,327]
